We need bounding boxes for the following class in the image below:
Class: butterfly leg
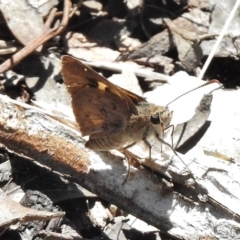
[155,133,191,174]
[164,124,175,148]
[142,138,169,181]
[120,142,138,185]
[142,138,152,160]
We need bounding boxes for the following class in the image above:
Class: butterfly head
[150,107,173,135]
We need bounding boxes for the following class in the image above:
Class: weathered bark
[0,95,239,240]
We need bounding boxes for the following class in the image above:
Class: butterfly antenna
[166,79,220,106]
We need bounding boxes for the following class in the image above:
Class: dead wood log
[0,95,240,240]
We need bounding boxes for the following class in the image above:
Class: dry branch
[0,95,240,239]
[0,0,71,74]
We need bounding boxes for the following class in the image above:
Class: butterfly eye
[150,113,161,125]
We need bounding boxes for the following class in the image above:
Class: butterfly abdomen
[85,137,117,151]
[85,130,135,151]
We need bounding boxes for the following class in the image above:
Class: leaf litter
[0,0,240,239]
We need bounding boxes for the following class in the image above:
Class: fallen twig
[0,0,71,74]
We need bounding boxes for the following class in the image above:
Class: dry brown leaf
[0,189,65,229]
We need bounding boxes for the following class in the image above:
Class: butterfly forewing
[61,56,141,136]
[69,87,136,135]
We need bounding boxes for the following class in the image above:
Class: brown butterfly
[61,55,219,175]
[61,55,174,160]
